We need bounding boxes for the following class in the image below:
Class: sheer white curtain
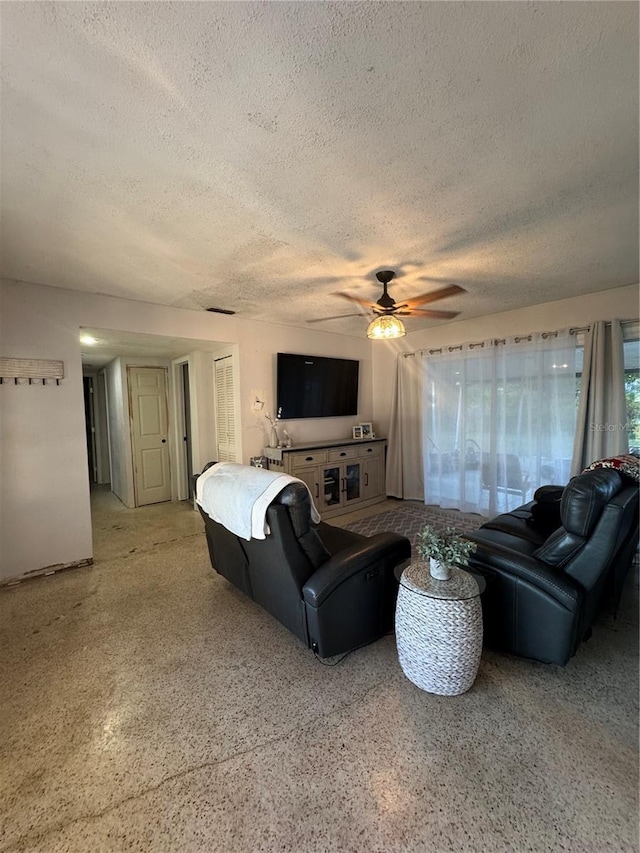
[423,331,577,516]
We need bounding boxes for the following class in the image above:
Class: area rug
[345,502,485,552]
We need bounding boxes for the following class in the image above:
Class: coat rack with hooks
[0,357,65,385]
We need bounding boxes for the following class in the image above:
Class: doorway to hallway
[128,366,171,506]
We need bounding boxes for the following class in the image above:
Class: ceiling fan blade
[397,308,460,319]
[306,312,365,324]
[334,291,378,309]
[401,284,465,309]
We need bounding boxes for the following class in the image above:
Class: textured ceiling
[1,2,638,337]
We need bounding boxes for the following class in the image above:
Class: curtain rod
[401,317,638,357]
[421,336,552,355]
[569,318,638,335]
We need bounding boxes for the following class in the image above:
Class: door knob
[161,439,167,443]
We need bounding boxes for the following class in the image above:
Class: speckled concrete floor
[1,490,638,852]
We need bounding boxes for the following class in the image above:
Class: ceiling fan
[308,270,465,339]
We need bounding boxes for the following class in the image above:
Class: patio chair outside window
[481,453,531,505]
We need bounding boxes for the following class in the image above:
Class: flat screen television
[276,353,359,419]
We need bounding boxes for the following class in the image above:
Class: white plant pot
[429,557,452,581]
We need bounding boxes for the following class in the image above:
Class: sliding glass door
[423,332,577,516]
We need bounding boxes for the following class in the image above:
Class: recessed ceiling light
[80,335,97,345]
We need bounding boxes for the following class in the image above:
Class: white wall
[0,278,374,581]
[372,283,639,438]
[0,283,93,580]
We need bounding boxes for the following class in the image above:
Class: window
[423,332,577,516]
[623,332,640,453]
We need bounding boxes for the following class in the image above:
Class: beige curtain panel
[386,353,425,500]
[571,320,628,475]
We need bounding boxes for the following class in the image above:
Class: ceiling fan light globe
[366,315,406,340]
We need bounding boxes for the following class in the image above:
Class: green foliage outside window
[625,373,639,451]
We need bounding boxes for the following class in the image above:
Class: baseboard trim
[1,558,94,588]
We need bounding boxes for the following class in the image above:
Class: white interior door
[214,355,237,462]
[129,366,171,506]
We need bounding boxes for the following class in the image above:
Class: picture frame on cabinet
[359,422,373,439]
[352,425,363,439]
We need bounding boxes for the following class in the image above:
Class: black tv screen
[277,353,359,419]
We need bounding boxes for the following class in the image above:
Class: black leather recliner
[198,479,411,658]
[465,468,639,665]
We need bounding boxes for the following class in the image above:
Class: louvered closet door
[214,355,237,462]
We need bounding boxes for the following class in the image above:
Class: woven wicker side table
[395,561,485,696]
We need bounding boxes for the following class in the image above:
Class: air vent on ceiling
[206,307,236,315]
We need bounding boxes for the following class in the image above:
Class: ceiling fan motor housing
[375,270,397,309]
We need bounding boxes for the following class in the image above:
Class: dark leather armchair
[198,479,411,658]
[465,468,639,665]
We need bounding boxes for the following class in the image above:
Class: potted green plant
[416,524,477,580]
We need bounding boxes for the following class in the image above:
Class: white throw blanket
[196,462,321,541]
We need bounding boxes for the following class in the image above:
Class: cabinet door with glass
[321,461,362,510]
[344,461,362,504]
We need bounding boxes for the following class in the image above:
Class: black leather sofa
[198,479,411,658]
[465,468,639,665]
